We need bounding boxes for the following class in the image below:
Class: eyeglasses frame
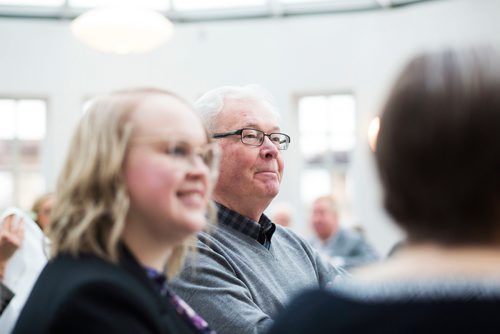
[212,128,291,150]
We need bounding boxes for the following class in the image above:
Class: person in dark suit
[13,88,220,334]
[268,47,500,333]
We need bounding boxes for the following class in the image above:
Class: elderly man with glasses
[171,85,342,334]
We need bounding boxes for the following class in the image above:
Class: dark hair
[375,47,500,245]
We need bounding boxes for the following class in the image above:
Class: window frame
[0,95,49,210]
[293,90,357,209]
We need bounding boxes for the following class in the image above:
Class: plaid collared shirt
[215,202,276,250]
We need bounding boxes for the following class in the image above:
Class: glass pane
[328,94,356,135]
[332,170,347,196]
[300,134,328,164]
[278,0,331,2]
[331,149,351,164]
[329,135,355,152]
[173,0,266,11]
[17,99,47,140]
[278,0,375,5]
[0,171,14,211]
[328,94,356,151]
[298,96,328,134]
[19,140,41,168]
[17,171,45,211]
[300,168,330,204]
[69,0,170,10]
[0,0,64,5]
[0,140,15,167]
[0,99,16,140]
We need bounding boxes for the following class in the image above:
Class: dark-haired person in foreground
[268,47,500,333]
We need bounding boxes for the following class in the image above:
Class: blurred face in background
[311,198,339,241]
[35,194,55,231]
[272,210,292,227]
[124,94,216,247]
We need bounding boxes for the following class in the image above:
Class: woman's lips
[178,189,206,207]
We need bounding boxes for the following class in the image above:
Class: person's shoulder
[282,285,384,317]
[182,229,239,273]
[43,253,145,294]
[46,253,162,316]
[191,228,225,255]
[274,224,302,239]
[18,256,169,334]
[268,288,341,334]
[47,253,119,275]
[292,287,337,304]
[339,228,357,237]
[273,225,314,250]
[195,223,250,253]
[339,228,366,243]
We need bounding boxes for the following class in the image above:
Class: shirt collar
[215,202,276,249]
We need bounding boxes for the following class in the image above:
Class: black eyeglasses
[212,128,291,150]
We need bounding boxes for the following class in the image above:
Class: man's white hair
[194,84,281,132]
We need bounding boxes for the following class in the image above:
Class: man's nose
[260,136,279,159]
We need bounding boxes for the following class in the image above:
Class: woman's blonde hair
[49,87,213,277]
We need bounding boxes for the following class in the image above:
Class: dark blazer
[13,245,196,334]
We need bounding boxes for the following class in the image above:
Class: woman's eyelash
[167,143,191,156]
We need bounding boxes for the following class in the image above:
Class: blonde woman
[13,88,219,334]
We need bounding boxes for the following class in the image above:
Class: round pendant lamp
[71,7,174,55]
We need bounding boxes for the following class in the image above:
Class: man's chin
[260,184,280,198]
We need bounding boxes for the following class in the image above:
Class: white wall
[1,0,499,255]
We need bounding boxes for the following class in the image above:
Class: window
[0,98,47,211]
[172,0,266,11]
[69,0,170,11]
[297,93,356,208]
[0,0,64,5]
[0,0,426,21]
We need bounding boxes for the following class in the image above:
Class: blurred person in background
[13,88,219,333]
[0,213,24,282]
[309,195,379,270]
[31,192,55,232]
[269,202,294,228]
[268,47,500,333]
[1,207,47,334]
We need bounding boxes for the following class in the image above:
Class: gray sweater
[171,212,341,334]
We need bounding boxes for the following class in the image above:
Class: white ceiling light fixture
[71,6,174,55]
